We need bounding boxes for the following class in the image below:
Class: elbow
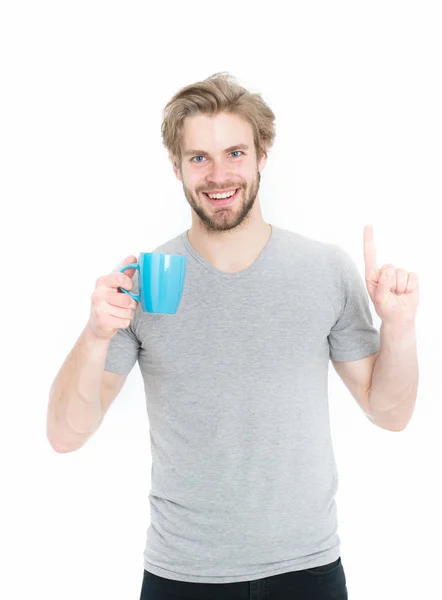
[46,420,84,454]
[46,432,82,453]
[386,421,409,432]
[368,414,409,432]
[46,401,93,454]
[381,422,408,432]
[48,439,81,453]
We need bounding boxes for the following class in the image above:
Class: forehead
[181,112,254,154]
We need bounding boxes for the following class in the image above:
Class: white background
[1,1,441,598]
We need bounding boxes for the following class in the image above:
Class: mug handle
[119,263,141,302]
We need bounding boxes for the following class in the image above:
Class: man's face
[172,112,267,232]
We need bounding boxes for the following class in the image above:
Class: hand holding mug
[87,255,139,341]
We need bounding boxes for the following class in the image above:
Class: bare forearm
[47,326,110,451]
[368,323,419,430]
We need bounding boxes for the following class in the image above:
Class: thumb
[122,255,138,279]
[375,267,393,305]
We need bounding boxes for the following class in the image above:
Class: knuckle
[91,289,102,303]
[97,300,109,317]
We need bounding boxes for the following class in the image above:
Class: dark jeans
[140,557,348,599]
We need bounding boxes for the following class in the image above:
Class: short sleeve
[104,259,141,375]
[328,247,380,362]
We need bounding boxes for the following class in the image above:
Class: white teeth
[207,190,236,199]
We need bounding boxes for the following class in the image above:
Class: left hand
[363,224,419,326]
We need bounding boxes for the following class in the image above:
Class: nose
[205,159,231,187]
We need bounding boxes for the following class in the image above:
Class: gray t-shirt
[104,224,380,583]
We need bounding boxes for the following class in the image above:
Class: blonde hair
[161,72,276,167]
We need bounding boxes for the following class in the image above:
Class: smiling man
[47,72,419,600]
[165,86,274,276]
[178,112,263,236]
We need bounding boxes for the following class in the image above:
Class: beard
[182,170,261,232]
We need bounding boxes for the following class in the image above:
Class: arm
[46,326,127,453]
[332,224,419,432]
[47,260,139,453]
[332,321,418,431]
[367,323,418,429]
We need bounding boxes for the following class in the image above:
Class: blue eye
[191,151,243,163]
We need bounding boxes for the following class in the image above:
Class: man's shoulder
[273,225,344,264]
[151,231,186,255]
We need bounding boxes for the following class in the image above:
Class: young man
[47,73,419,600]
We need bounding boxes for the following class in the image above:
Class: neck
[187,211,272,274]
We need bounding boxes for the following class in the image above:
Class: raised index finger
[363,224,378,278]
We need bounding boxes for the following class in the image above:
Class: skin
[171,112,272,274]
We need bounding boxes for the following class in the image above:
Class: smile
[203,188,240,206]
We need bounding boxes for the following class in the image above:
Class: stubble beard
[182,170,261,232]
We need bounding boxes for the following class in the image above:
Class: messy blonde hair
[161,72,276,168]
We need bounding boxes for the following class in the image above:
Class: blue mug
[119,252,187,314]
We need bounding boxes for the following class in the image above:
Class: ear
[258,150,268,173]
[169,155,183,182]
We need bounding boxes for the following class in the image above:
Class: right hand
[87,255,139,341]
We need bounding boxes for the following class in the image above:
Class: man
[47,73,419,600]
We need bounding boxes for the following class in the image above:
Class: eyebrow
[183,144,249,158]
